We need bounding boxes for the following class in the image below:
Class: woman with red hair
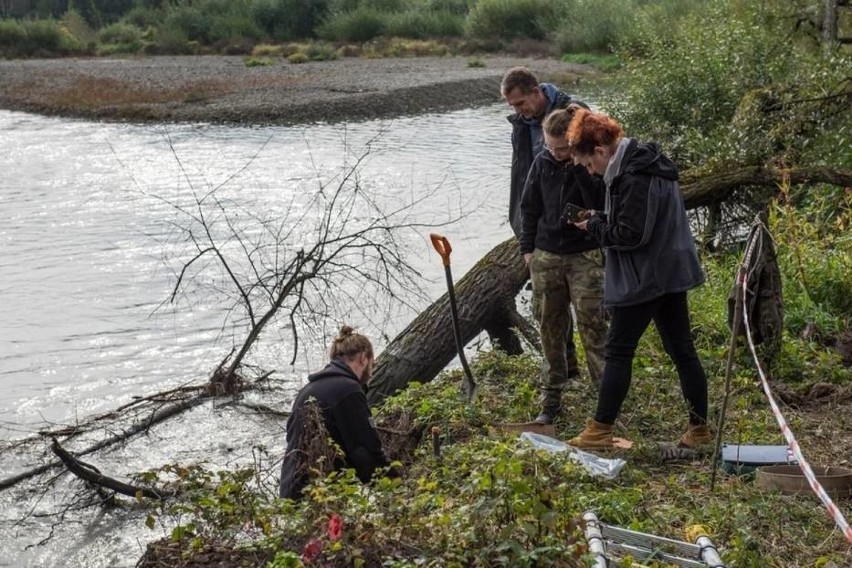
[564,109,710,449]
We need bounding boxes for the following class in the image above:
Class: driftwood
[0,393,208,492]
[368,164,852,404]
[0,367,273,493]
[50,438,168,500]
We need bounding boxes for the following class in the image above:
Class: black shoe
[533,407,561,425]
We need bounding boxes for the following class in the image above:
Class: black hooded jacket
[586,139,705,307]
[279,358,389,499]
[519,150,605,256]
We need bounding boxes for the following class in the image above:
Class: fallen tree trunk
[368,165,852,404]
[367,237,530,405]
[679,165,852,209]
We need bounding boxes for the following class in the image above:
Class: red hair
[567,109,624,155]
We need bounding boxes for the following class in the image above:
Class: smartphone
[561,202,589,225]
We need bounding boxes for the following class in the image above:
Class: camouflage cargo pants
[532,286,580,378]
[530,248,607,411]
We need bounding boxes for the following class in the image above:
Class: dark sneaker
[533,407,561,425]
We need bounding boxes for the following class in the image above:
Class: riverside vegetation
[135,188,852,565]
[3,0,850,565]
[2,0,710,60]
[137,189,852,567]
[142,2,849,565]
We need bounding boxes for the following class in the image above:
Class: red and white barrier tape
[739,225,852,544]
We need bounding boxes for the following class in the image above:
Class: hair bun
[339,325,354,337]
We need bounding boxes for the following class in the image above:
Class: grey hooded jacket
[586,138,704,307]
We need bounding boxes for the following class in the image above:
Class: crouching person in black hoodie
[279,325,395,499]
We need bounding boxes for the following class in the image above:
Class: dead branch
[50,438,169,500]
[0,393,208,492]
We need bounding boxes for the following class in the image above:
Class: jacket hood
[620,140,679,181]
[308,358,359,384]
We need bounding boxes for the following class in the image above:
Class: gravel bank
[0,55,597,124]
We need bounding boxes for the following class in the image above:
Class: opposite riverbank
[0,55,598,124]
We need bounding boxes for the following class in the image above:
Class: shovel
[430,233,477,402]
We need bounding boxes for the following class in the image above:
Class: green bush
[163,6,208,43]
[150,20,194,54]
[250,0,290,40]
[98,22,142,45]
[305,42,337,60]
[552,0,637,53]
[244,55,276,66]
[287,51,309,63]
[465,0,559,40]
[428,0,472,15]
[0,19,26,50]
[329,0,408,12]
[318,6,387,42]
[385,9,465,39]
[1,18,86,56]
[208,11,262,44]
[606,0,852,171]
[97,41,140,55]
[120,6,163,29]
[160,0,262,46]
[251,0,331,39]
[25,19,64,52]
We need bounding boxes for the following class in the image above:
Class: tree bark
[367,237,529,405]
[824,0,839,46]
[367,165,852,405]
[679,165,852,209]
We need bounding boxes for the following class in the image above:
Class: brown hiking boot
[568,418,614,449]
[678,424,712,448]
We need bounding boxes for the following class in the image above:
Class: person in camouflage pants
[531,249,607,412]
[519,108,608,424]
[502,66,591,382]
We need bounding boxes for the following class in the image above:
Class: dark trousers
[594,291,708,425]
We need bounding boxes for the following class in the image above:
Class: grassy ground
[137,211,852,566]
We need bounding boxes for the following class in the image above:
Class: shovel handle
[430,233,452,267]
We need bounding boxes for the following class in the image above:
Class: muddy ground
[0,55,597,124]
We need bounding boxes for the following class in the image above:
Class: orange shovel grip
[429,233,452,266]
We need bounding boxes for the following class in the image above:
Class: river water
[0,103,534,566]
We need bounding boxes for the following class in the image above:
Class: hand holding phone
[561,202,589,225]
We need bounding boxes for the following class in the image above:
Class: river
[0,103,537,566]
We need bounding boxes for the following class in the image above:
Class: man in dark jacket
[519,108,607,424]
[501,66,590,390]
[279,326,392,499]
